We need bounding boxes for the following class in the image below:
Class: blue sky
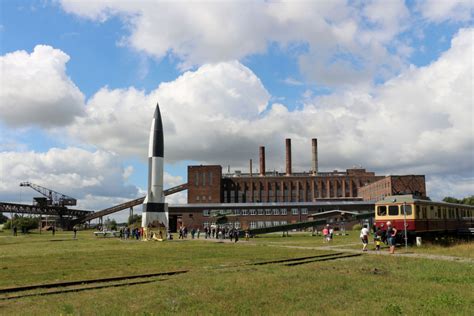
[0,0,472,217]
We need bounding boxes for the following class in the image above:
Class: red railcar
[374,195,474,239]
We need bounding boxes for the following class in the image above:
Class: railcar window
[416,205,421,219]
[389,205,399,216]
[403,205,412,215]
[377,206,387,216]
[422,207,427,219]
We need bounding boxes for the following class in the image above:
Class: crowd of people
[360,221,397,254]
[176,225,244,242]
[119,227,143,240]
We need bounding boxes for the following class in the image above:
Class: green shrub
[352,223,362,231]
[4,217,39,232]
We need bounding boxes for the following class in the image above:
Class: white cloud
[0,45,85,127]
[0,147,139,210]
[67,28,473,201]
[417,0,473,23]
[59,0,412,87]
[69,61,271,161]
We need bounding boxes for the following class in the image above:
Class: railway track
[0,252,363,300]
[0,270,188,300]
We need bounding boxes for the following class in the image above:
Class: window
[273,221,280,227]
[242,209,249,215]
[234,209,241,215]
[388,205,399,216]
[416,205,421,218]
[194,172,199,186]
[265,221,272,227]
[234,222,241,229]
[402,205,412,216]
[202,195,206,201]
[265,209,272,215]
[273,209,280,215]
[257,221,265,228]
[258,209,264,215]
[250,221,257,229]
[209,172,213,186]
[422,207,427,219]
[196,196,200,201]
[202,172,206,186]
[250,209,256,215]
[208,195,212,201]
[377,206,387,216]
[280,220,288,225]
[291,208,299,215]
[281,208,287,215]
[301,208,308,215]
[203,210,210,217]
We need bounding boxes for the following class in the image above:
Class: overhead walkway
[73,183,188,223]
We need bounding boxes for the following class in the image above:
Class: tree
[104,218,117,230]
[443,197,461,204]
[461,195,474,206]
[128,214,142,225]
[0,213,8,224]
[4,216,39,233]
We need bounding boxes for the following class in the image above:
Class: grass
[0,230,473,315]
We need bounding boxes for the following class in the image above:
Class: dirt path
[265,243,474,264]
[193,238,474,264]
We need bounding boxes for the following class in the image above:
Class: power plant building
[169,138,427,230]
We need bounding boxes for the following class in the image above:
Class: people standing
[197,228,201,239]
[386,221,397,254]
[73,226,77,239]
[322,225,329,242]
[234,229,239,243]
[13,225,17,236]
[360,224,369,251]
[52,226,56,236]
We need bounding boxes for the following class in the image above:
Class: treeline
[442,195,474,205]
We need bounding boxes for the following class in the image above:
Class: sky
[0,0,473,222]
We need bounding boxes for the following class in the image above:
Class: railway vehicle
[374,195,474,240]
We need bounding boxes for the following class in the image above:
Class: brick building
[172,138,426,232]
[358,175,426,201]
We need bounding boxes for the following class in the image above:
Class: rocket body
[142,103,168,230]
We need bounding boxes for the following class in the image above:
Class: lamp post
[403,202,408,251]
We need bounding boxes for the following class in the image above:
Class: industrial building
[171,138,426,230]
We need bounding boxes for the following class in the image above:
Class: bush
[352,223,362,231]
[4,216,40,233]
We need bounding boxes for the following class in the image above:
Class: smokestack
[259,146,265,176]
[250,159,253,177]
[312,138,318,175]
[286,138,292,176]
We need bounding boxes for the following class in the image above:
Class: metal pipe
[250,159,253,177]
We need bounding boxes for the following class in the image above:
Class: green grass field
[0,230,473,315]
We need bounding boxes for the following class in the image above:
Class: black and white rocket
[142,103,168,230]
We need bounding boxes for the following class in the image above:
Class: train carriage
[374,195,474,240]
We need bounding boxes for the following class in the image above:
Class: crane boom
[19,181,77,207]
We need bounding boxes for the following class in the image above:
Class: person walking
[386,221,397,254]
[360,224,369,251]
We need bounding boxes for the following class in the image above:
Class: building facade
[358,175,426,201]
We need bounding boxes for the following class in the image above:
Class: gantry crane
[19,182,77,207]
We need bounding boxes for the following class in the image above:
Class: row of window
[194,171,214,187]
[196,195,213,201]
[202,208,308,217]
[202,221,289,229]
[377,204,473,219]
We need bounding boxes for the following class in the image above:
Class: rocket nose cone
[150,102,164,158]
